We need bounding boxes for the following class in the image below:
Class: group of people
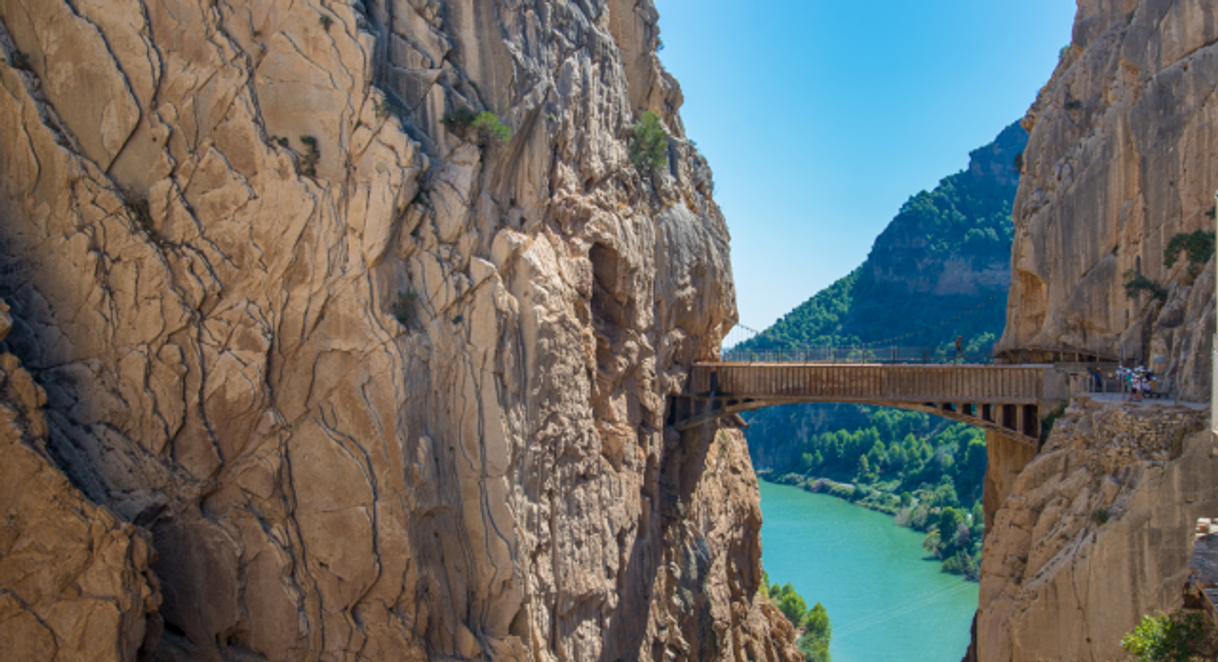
[1101,365,1154,401]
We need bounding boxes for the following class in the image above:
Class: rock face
[0,305,162,662]
[976,398,1214,662]
[0,0,796,660]
[999,0,1216,400]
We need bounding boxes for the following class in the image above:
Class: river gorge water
[759,481,979,662]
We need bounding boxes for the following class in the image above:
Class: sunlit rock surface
[999,0,1216,401]
[0,0,798,659]
[977,398,1213,662]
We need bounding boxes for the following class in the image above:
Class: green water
[759,481,978,662]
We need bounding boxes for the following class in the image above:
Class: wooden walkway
[672,362,1069,447]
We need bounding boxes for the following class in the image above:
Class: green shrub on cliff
[767,580,809,626]
[1164,230,1215,277]
[1122,270,1166,301]
[442,108,511,143]
[629,110,668,169]
[472,111,512,143]
[1121,611,1218,662]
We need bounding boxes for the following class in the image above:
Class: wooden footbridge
[672,362,1069,447]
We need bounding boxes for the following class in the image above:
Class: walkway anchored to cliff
[672,361,1069,447]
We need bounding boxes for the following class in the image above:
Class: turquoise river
[758,480,979,662]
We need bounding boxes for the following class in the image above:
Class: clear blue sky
[653,0,1078,330]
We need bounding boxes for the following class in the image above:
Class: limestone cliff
[977,4,1218,660]
[999,0,1217,400]
[976,399,1214,662]
[0,0,796,660]
[0,302,162,662]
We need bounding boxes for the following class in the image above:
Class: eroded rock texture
[976,398,1214,662]
[0,302,162,662]
[0,0,795,660]
[998,0,1217,400]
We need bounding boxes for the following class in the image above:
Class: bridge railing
[691,363,1047,403]
[720,345,998,364]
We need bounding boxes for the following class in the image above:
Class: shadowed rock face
[0,0,798,660]
[0,304,162,662]
[999,0,1215,400]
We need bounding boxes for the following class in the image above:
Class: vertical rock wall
[999,0,1217,400]
[980,4,1218,660]
[0,303,162,662]
[976,399,1214,662]
[0,0,796,660]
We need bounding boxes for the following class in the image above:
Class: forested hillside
[740,121,1025,355]
[741,122,1026,578]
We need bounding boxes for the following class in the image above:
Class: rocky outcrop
[999,0,1217,399]
[976,397,1214,662]
[0,302,162,662]
[0,0,794,660]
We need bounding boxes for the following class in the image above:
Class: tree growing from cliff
[1122,270,1167,302]
[629,111,668,169]
[767,580,809,627]
[1164,230,1216,277]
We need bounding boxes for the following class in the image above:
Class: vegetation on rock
[629,110,668,169]
[298,135,320,177]
[441,107,478,128]
[1122,270,1167,302]
[376,97,404,120]
[1163,230,1215,277]
[442,108,512,143]
[763,576,832,662]
[472,111,512,143]
[1121,611,1218,662]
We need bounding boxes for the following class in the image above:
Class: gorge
[2,1,1218,662]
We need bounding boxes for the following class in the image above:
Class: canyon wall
[979,2,1218,660]
[0,0,797,660]
[976,398,1214,662]
[0,303,163,662]
[999,0,1216,401]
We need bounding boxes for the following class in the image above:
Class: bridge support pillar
[981,429,1038,534]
